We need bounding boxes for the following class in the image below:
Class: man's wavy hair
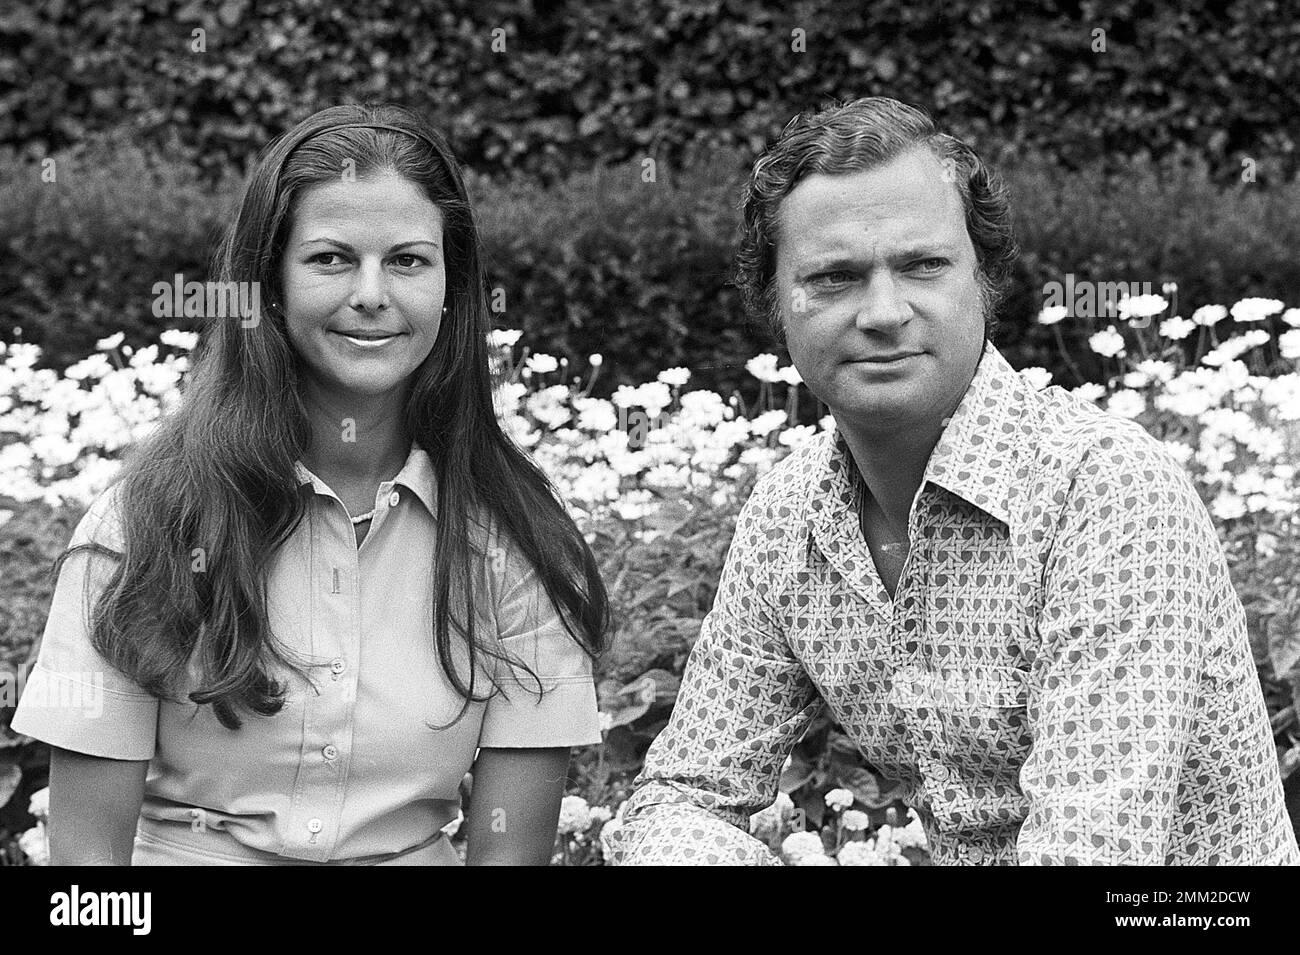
[734,97,1019,344]
[58,104,610,730]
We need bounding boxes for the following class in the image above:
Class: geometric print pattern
[607,341,1300,865]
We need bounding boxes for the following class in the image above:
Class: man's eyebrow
[797,243,961,274]
[887,243,960,262]
[299,238,441,252]
[798,256,862,274]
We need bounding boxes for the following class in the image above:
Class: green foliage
[1228,519,1300,776]
[0,500,72,865]
[473,158,758,398]
[0,501,77,680]
[579,483,749,784]
[9,140,1300,400]
[0,134,236,371]
[1005,154,1300,385]
[4,0,1298,184]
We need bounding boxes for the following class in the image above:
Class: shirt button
[388,490,400,507]
[968,846,985,863]
[330,658,346,675]
[322,744,339,760]
[307,818,323,834]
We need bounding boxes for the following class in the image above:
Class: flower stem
[1052,324,1087,386]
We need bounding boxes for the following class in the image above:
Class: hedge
[5,138,1300,403]
[3,0,1299,184]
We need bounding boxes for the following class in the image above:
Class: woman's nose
[349,260,389,312]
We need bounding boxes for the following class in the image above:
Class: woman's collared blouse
[606,341,1300,866]
[12,444,601,865]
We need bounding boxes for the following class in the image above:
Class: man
[605,97,1299,865]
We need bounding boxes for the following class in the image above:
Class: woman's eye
[309,252,345,267]
[392,253,427,269]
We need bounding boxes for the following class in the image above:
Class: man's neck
[298,385,411,490]
[838,417,945,538]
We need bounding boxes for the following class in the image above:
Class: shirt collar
[812,339,1030,532]
[294,442,439,517]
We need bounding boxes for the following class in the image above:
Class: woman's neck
[298,385,412,489]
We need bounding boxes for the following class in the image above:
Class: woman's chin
[307,370,412,404]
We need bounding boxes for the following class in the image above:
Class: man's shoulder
[1030,385,1185,485]
[746,430,834,520]
[1027,386,1213,546]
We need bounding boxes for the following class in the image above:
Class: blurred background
[4,0,1300,399]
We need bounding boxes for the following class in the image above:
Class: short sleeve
[477,526,601,749]
[10,484,159,760]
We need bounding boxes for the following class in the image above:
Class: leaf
[792,784,826,830]
[0,757,21,808]
[625,668,681,705]
[827,730,862,759]
[596,668,681,728]
[598,686,651,729]
[1267,605,1300,689]
[835,766,907,810]
[779,755,816,794]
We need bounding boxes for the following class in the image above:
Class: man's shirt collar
[811,339,1030,534]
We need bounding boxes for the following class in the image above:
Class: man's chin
[827,399,920,435]
[826,377,926,420]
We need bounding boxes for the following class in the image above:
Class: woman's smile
[331,329,408,349]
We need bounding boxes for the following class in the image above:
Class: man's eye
[911,258,948,273]
[392,253,428,269]
[808,271,854,286]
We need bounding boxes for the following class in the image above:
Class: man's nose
[349,259,390,312]
[854,273,911,331]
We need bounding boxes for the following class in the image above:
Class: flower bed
[2,293,1298,864]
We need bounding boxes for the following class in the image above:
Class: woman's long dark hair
[61,104,610,729]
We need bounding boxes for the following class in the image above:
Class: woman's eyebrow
[299,238,441,252]
[389,240,441,252]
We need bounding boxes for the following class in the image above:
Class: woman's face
[279,170,446,405]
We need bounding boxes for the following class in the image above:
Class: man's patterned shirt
[607,340,1299,866]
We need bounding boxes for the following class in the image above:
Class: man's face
[773,147,987,435]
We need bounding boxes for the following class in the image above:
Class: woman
[12,104,610,865]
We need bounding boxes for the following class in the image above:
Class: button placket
[287,503,355,862]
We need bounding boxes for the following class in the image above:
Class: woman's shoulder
[67,479,128,553]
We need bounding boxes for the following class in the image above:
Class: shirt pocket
[898,664,1032,777]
